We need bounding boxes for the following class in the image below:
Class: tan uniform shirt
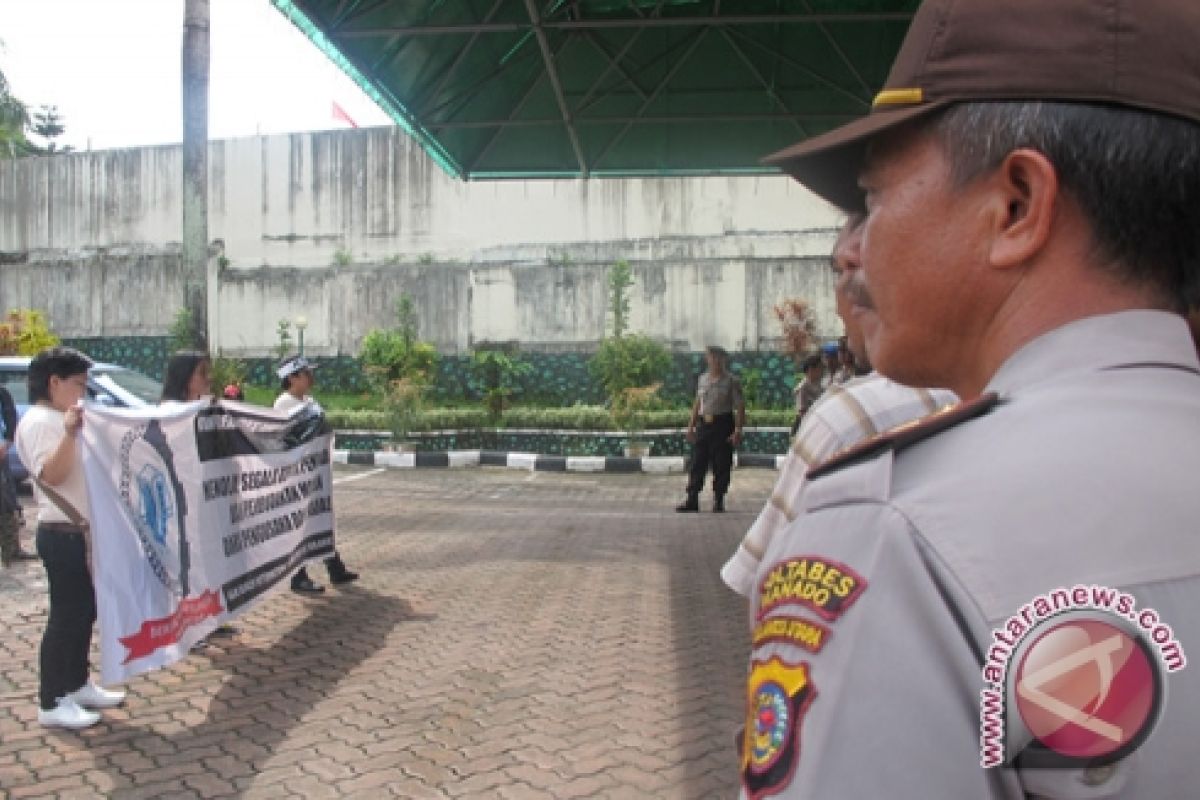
[741,311,1200,799]
[696,372,743,418]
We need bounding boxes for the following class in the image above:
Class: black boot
[713,494,725,513]
[675,493,700,513]
[327,555,360,585]
[291,567,325,595]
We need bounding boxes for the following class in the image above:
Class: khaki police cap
[764,0,1200,210]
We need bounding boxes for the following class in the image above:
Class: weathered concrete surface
[0,128,842,355]
[0,465,773,799]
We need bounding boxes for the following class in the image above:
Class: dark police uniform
[685,371,744,503]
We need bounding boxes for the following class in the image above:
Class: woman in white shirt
[15,347,125,729]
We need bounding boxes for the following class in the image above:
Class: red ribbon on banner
[119,590,224,663]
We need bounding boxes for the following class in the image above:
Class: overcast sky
[0,0,392,151]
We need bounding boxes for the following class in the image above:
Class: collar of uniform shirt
[985,309,1199,396]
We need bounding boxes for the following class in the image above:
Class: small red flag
[331,101,358,128]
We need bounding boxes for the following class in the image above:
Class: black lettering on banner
[222,531,335,612]
[195,405,332,462]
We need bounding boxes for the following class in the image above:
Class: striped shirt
[721,373,957,599]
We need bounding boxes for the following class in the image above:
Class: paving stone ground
[0,465,775,799]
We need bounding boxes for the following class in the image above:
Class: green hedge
[326,406,794,432]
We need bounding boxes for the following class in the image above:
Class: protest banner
[81,399,335,684]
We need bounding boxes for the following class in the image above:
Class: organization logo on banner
[979,585,1186,769]
[117,421,191,598]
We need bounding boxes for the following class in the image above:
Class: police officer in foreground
[740,1,1200,798]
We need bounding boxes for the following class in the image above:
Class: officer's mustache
[843,278,875,310]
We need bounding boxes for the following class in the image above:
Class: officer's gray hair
[931,101,1200,311]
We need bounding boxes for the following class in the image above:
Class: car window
[0,370,29,405]
[92,368,163,406]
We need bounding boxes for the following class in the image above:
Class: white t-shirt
[274,393,321,414]
[15,404,91,524]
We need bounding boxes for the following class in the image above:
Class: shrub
[0,309,60,356]
[359,294,439,391]
[611,383,663,435]
[588,334,671,398]
[471,348,531,422]
[384,377,425,441]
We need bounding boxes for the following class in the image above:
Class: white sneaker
[38,697,101,729]
[67,681,126,709]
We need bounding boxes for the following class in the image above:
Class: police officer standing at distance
[738,0,1200,797]
[677,346,745,513]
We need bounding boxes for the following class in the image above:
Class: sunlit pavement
[1,465,775,799]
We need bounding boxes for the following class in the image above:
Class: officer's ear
[980,148,1058,272]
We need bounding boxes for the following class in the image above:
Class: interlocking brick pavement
[0,466,776,798]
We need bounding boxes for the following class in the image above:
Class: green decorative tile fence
[63,336,801,410]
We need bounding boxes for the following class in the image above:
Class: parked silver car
[0,356,163,482]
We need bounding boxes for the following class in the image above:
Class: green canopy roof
[272,0,917,179]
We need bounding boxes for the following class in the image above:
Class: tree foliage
[0,66,33,158]
[31,105,70,153]
[0,309,60,355]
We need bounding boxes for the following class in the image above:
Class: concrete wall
[0,127,842,355]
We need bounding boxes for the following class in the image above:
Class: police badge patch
[742,656,816,800]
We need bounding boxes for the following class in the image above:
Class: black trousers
[686,413,735,496]
[36,526,96,710]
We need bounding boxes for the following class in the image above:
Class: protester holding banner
[15,347,125,729]
[160,351,242,644]
[160,351,212,406]
[274,355,358,594]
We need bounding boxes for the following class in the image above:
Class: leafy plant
[739,368,763,409]
[417,252,435,265]
[209,351,247,394]
[275,319,293,361]
[607,259,634,338]
[0,309,60,355]
[332,248,354,267]
[384,377,425,443]
[169,307,195,353]
[217,254,231,270]
[773,297,818,361]
[589,334,670,398]
[359,294,439,391]
[471,348,531,422]
[611,383,662,436]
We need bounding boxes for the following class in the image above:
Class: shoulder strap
[32,476,90,530]
[807,392,1000,481]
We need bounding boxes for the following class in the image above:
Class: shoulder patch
[806,391,1000,481]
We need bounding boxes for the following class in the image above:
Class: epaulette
[806,391,1000,481]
